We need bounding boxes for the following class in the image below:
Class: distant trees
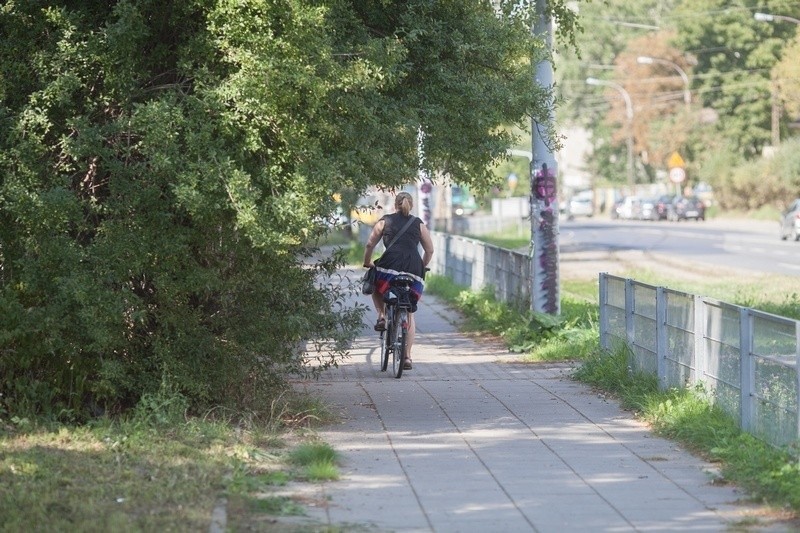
[0,1,575,420]
[559,0,800,207]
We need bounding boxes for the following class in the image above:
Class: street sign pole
[667,152,686,195]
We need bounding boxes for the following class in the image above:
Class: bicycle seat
[390,274,415,288]
[386,274,418,310]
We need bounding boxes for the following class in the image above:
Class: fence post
[599,273,609,351]
[693,295,705,386]
[795,321,800,442]
[656,287,667,390]
[740,307,754,433]
[625,278,635,351]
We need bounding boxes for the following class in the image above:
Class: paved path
[288,290,785,532]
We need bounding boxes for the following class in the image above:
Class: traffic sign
[669,167,686,184]
[667,152,685,169]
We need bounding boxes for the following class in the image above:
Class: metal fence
[428,231,531,311]
[599,273,800,448]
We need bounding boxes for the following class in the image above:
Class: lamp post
[586,77,635,194]
[636,56,691,111]
[754,12,800,25]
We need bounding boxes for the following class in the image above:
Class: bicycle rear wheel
[380,308,391,372]
[391,309,407,378]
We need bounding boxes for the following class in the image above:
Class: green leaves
[0,1,563,421]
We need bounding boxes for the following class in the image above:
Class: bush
[0,4,364,421]
[710,138,800,211]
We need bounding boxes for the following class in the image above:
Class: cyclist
[363,192,434,369]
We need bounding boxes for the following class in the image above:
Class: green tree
[556,0,682,187]
[773,33,800,125]
[674,0,800,159]
[0,0,578,420]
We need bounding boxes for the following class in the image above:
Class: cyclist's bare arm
[363,220,386,267]
[420,223,434,267]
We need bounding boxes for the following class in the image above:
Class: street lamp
[636,56,691,111]
[586,77,635,194]
[754,12,800,24]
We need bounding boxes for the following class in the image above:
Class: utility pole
[530,0,559,315]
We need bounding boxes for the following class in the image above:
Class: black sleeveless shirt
[377,213,424,278]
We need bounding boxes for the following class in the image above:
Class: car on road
[610,197,623,219]
[614,196,642,220]
[567,192,594,219]
[780,198,800,241]
[653,194,675,220]
[639,198,658,220]
[668,196,705,221]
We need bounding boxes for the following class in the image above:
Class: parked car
[668,196,705,221]
[610,197,624,219]
[615,196,642,220]
[653,194,675,220]
[780,198,800,241]
[568,194,594,218]
[639,198,657,220]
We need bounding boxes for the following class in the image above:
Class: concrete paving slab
[284,287,791,532]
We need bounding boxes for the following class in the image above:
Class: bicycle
[378,274,417,378]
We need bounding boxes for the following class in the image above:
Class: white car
[780,198,800,241]
[615,196,642,220]
[565,191,594,219]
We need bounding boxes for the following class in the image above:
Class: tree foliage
[0,0,574,420]
[559,0,800,199]
[773,33,800,120]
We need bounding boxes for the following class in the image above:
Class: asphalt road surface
[559,217,799,277]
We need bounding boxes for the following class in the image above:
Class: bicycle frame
[379,274,417,378]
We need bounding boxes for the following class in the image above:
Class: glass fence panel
[665,326,695,387]
[607,277,626,308]
[666,290,694,330]
[705,301,740,348]
[633,283,657,320]
[752,355,798,447]
[752,313,796,361]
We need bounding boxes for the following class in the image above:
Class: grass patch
[609,268,800,321]
[0,390,340,530]
[717,206,781,222]
[469,234,529,250]
[425,274,599,362]
[246,495,306,515]
[467,228,530,251]
[573,347,800,514]
[289,442,340,482]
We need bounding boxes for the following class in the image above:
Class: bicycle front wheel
[392,309,407,378]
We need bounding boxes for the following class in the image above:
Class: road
[559,217,800,277]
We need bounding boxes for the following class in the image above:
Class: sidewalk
[286,292,788,532]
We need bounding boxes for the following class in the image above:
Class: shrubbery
[706,138,800,211]
[0,2,558,420]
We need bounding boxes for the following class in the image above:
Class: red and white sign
[669,167,686,184]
